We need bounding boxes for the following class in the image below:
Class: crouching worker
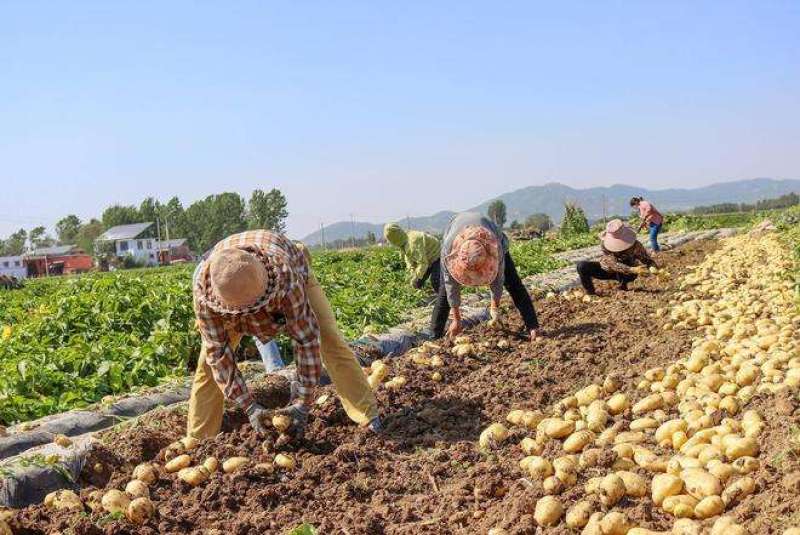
[187,230,382,441]
[430,212,540,343]
[577,219,657,295]
[384,223,442,293]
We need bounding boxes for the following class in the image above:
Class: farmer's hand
[488,306,504,330]
[275,403,309,441]
[530,329,541,342]
[245,402,270,436]
[447,319,463,338]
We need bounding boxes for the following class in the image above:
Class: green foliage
[559,202,590,236]
[525,213,553,233]
[55,215,82,244]
[248,189,289,233]
[0,266,199,424]
[101,205,141,229]
[287,524,318,535]
[487,200,507,228]
[184,193,248,253]
[1,229,27,256]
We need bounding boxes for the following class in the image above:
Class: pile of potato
[481,233,800,534]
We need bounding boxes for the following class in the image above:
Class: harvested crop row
[481,232,800,534]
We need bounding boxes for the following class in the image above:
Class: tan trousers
[186,268,379,439]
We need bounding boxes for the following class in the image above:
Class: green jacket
[384,224,441,281]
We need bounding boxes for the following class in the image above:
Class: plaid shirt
[599,240,655,275]
[194,230,321,409]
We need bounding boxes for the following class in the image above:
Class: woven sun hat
[444,225,500,287]
[205,247,272,315]
[600,219,637,252]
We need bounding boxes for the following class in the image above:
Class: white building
[0,255,26,279]
[96,222,191,266]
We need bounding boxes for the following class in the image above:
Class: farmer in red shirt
[630,196,664,252]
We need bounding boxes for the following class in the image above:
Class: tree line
[0,189,288,257]
[689,192,799,215]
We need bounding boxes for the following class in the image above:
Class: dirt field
[8,239,800,535]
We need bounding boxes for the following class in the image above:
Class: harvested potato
[479,423,509,449]
[694,495,725,519]
[126,496,155,525]
[682,468,722,499]
[724,437,759,460]
[124,480,150,499]
[431,371,443,382]
[274,453,296,470]
[203,456,219,473]
[180,436,199,451]
[533,496,563,526]
[526,457,553,480]
[599,473,626,507]
[607,393,629,415]
[663,495,698,516]
[165,454,191,473]
[86,489,104,513]
[564,430,594,453]
[721,476,755,506]
[101,489,131,515]
[48,490,83,511]
[520,437,542,456]
[543,418,575,439]
[132,463,158,485]
[617,470,647,497]
[222,457,250,474]
[178,466,210,486]
[565,500,593,528]
[272,414,291,433]
[600,512,631,535]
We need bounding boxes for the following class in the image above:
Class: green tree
[247,188,288,232]
[2,229,27,255]
[138,197,161,224]
[487,200,507,228]
[185,193,247,253]
[525,213,553,233]
[55,215,82,244]
[160,196,189,240]
[101,205,140,229]
[29,226,55,249]
[75,219,106,254]
[559,202,590,236]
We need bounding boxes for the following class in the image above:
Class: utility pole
[320,223,326,250]
[350,214,356,248]
[602,194,608,224]
[406,214,411,230]
[155,218,162,266]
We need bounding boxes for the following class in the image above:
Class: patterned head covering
[201,247,279,316]
[444,225,500,287]
[600,219,637,252]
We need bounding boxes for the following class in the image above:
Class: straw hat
[600,219,637,252]
[444,225,500,287]
[205,248,273,315]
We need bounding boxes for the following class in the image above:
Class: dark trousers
[430,253,539,338]
[420,259,441,294]
[576,260,637,294]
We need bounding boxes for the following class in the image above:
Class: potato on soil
[525,457,553,480]
[165,454,191,473]
[616,470,647,497]
[47,490,83,511]
[180,436,199,451]
[599,473,626,506]
[694,495,724,519]
[681,468,722,499]
[222,457,250,474]
[124,479,150,499]
[126,496,155,525]
[85,489,104,512]
[543,418,575,439]
[534,495,563,526]
[520,437,542,455]
[721,476,755,506]
[132,463,158,484]
[479,423,509,449]
[600,511,631,535]
[564,430,594,453]
[101,489,131,515]
[274,453,296,470]
[272,414,291,432]
[179,466,211,486]
[565,500,593,528]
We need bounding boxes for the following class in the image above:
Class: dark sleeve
[633,242,656,267]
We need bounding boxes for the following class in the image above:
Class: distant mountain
[302,178,800,245]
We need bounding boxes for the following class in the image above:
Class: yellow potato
[600,512,632,535]
[124,480,150,499]
[478,423,509,449]
[203,456,219,473]
[520,437,542,456]
[222,457,250,474]
[527,457,553,480]
[533,496,563,526]
[165,454,191,473]
[607,393,629,415]
[543,418,575,439]
[132,463,158,485]
[274,453,296,470]
[126,496,155,525]
[724,437,759,460]
[180,436,199,451]
[178,466,210,486]
[565,500,593,529]
[53,434,73,448]
[652,473,684,506]
[563,430,594,453]
[272,414,291,432]
[694,495,724,519]
[101,489,130,515]
[681,468,722,499]
[599,473,626,507]
[721,476,755,506]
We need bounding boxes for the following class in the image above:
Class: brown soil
[11,240,794,535]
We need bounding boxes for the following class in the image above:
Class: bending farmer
[429,212,540,342]
[383,223,442,293]
[630,196,663,251]
[188,230,382,441]
[577,219,657,295]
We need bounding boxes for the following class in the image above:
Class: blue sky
[1,1,799,239]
